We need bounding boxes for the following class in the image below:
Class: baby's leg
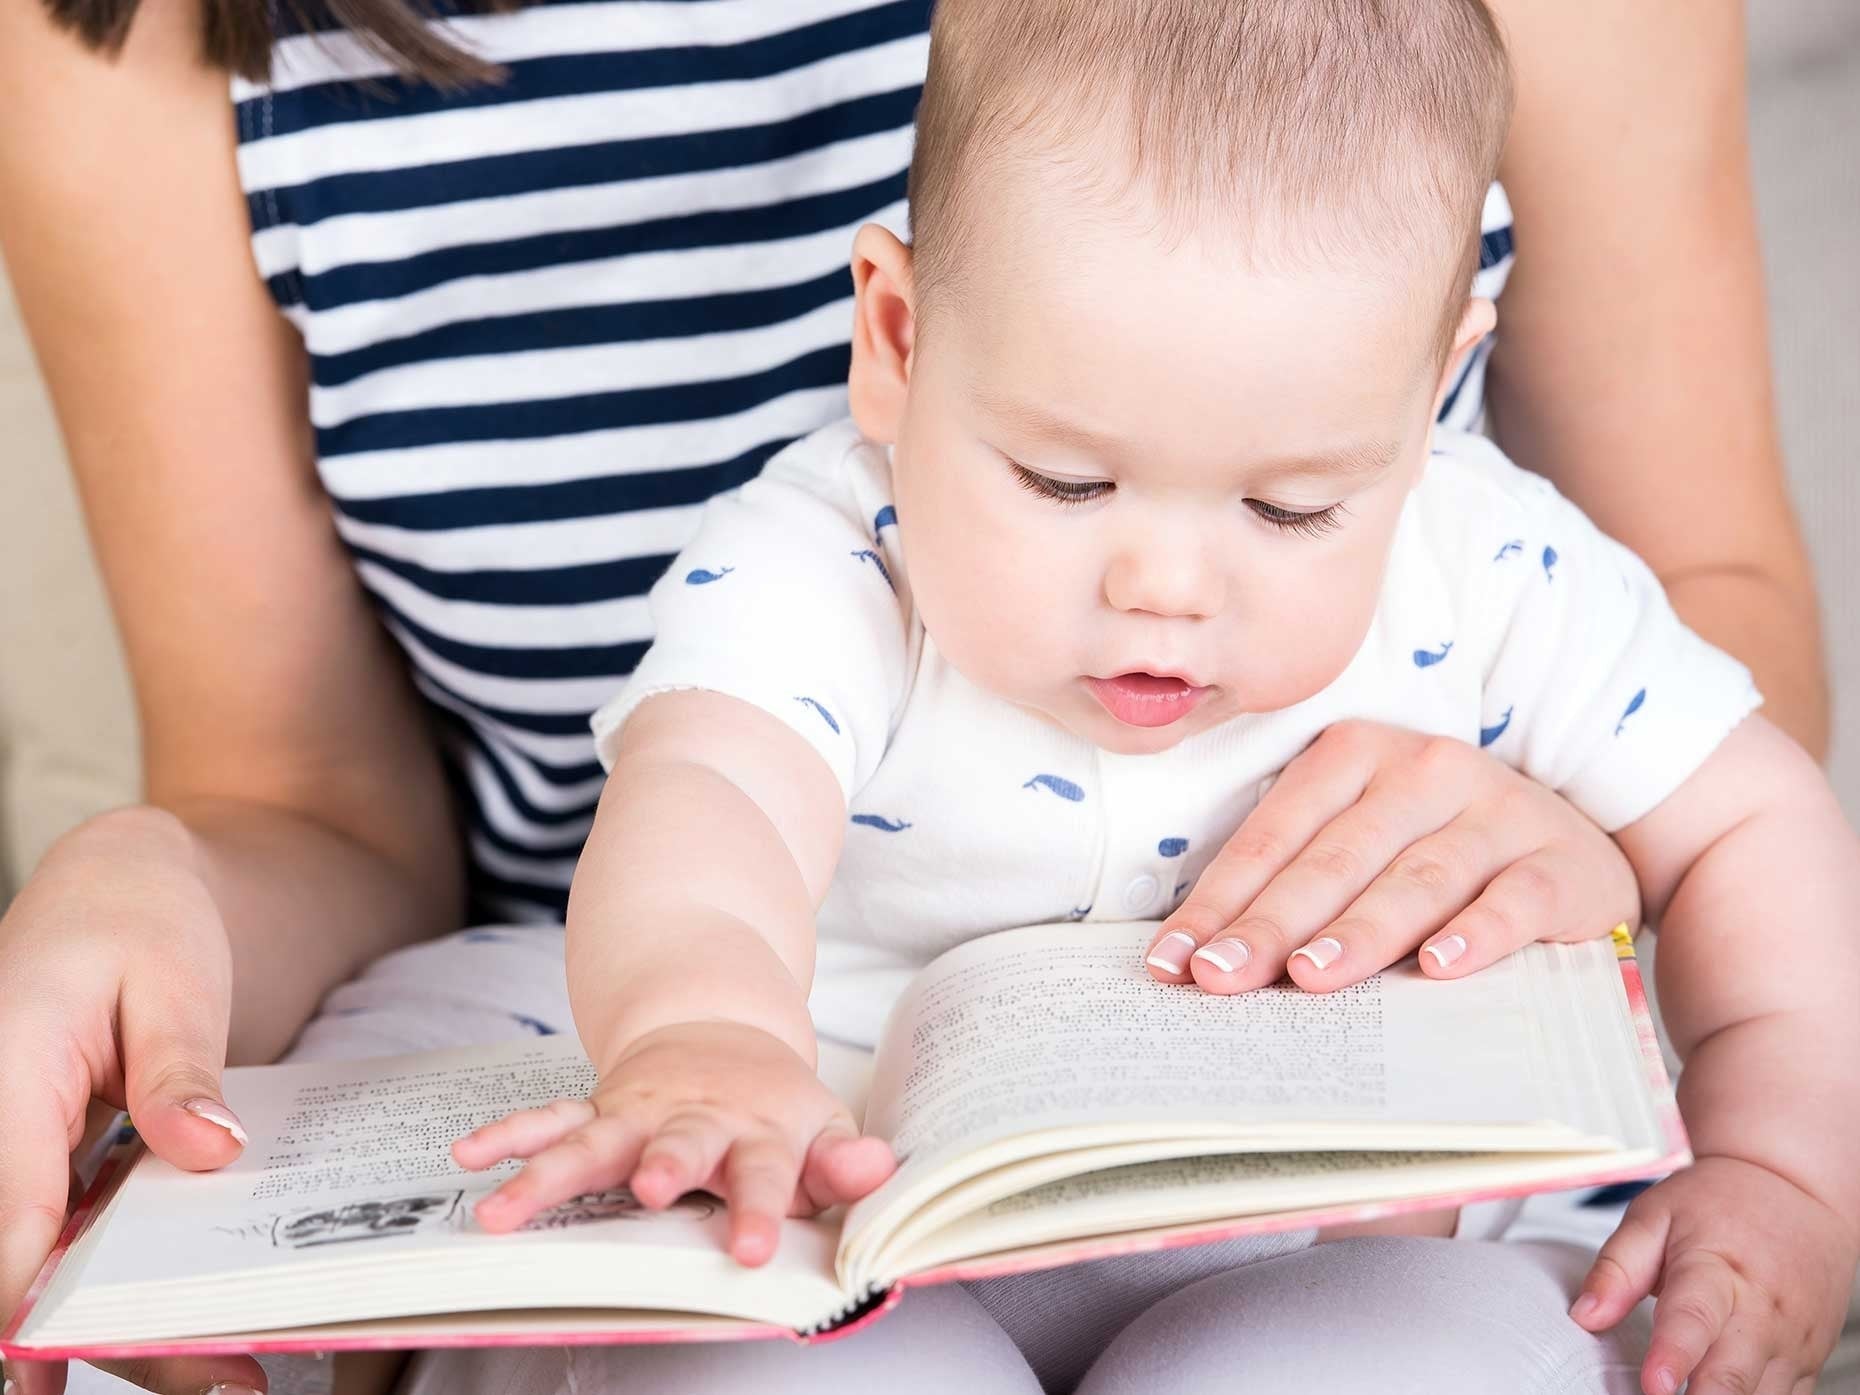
[396,1284,1043,1395]
[1074,1236,1653,1395]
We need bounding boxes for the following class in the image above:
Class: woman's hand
[455,1020,895,1266]
[0,809,269,1395]
[1144,720,1639,994]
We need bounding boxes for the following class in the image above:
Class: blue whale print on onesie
[685,566,734,585]
[851,814,912,832]
[794,697,840,734]
[873,505,897,534]
[1413,641,1454,669]
[1616,689,1646,737]
[1158,838,1189,857]
[1492,539,1524,562]
[1542,546,1559,582]
[510,1014,557,1036]
[1023,774,1086,802]
[851,548,895,591]
[1479,707,1514,748]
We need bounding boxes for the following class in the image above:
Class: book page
[24,1036,847,1344]
[846,922,1638,1263]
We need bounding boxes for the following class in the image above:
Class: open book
[2,921,1685,1360]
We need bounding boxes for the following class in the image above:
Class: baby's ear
[849,223,916,444]
[1430,296,1498,422]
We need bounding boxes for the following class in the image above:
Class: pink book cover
[2,929,1688,1362]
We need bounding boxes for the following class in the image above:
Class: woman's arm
[0,0,465,1067]
[1485,0,1828,756]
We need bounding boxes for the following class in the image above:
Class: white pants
[286,927,1653,1395]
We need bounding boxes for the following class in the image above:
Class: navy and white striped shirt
[233,0,1515,924]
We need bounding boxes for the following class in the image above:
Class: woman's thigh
[284,925,574,1063]
[397,1284,1044,1395]
[1074,1237,1653,1395]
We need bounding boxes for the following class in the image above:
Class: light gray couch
[2,4,1856,1391]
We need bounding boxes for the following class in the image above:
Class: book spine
[795,1284,893,1339]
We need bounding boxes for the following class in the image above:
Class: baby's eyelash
[1009,462,1112,506]
[1246,500,1347,538]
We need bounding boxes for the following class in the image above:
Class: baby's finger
[798,1124,896,1211]
[1573,1198,1670,1329]
[1684,1320,1775,1395]
[1751,1356,1803,1395]
[474,1116,645,1233]
[1642,1252,1738,1395]
[452,1097,595,1169]
[722,1135,801,1267]
[630,1111,734,1210]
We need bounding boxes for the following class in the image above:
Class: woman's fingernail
[1568,1292,1599,1322]
[1145,931,1199,974]
[1652,1367,1677,1395]
[203,1385,262,1395]
[1191,938,1250,974]
[182,1099,249,1146]
[6,1376,19,1395]
[1290,937,1343,971]
[1423,933,1468,970]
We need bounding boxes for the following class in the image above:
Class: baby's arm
[1576,713,1860,1394]
[453,689,894,1263]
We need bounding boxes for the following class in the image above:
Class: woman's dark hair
[47,0,522,85]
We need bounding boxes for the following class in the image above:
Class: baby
[454,1,1860,1391]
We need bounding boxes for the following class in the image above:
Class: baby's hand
[1572,1156,1857,1395]
[451,1021,896,1266]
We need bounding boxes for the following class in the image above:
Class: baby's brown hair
[907,0,1514,367]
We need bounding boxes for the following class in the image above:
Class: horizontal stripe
[262,117,908,292]
[252,85,917,249]
[359,558,656,649]
[319,388,841,500]
[414,672,609,738]
[317,340,849,456]
[338,436,777,530]
[416,674,605,765]
[355,542,678,606]
[469,722,610,810]
[237,31,926,190]
[388,618,640,713]
[299,201,905,360]
[238,0,903,97]
[313,291,851,423]
[458,729,605,827]
[382,601,650,680]
[247,2,926,133]
[470,835,582,891]
[297,166,901,313]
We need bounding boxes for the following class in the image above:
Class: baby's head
[850,0,1513,754]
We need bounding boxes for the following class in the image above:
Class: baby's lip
[1093,666,1213,689]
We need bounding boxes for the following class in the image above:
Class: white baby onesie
[592,418,1761,1050]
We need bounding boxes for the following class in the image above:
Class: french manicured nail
[1290,937,1343,971]
[6,1375,19,1395]
[1568,1292,1599,1322]
[182,1099,249,1146]
[203,1385,262,1395]
[1191,938,1250,974]
[1145,931,1199,974]
[1652,1367,1677,1395]
[1422,933,1468,970]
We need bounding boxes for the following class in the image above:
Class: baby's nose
[1102,543,1224,618]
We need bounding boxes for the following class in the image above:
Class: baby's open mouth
[1084,672,1213,728]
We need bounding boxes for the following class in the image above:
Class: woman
[0,0,1823,1391]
